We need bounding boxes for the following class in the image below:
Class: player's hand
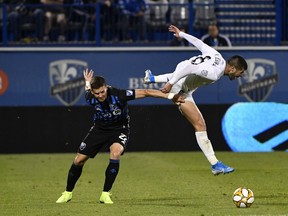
[172,93,185,105]
[83,68,94,82]
[160,82,172,93]
[168,25,181,37]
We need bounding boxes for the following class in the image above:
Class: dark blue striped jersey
[85,87,136,129]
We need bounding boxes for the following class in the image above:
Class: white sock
[154,73,173,83]
[195,131,218,165]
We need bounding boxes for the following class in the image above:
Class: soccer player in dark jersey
[56,69,184,204]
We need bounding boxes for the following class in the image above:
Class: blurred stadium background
[0,0,287,46]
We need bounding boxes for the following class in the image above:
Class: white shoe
[143,69,155,84]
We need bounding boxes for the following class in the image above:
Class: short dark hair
[90,76,106,89]
[209,23,218,28]
[227,55,248,71]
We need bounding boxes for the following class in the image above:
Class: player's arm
[169,25,216,54]
[83,68,94,103]
[161,26,218,93]
[160,25,206,93]
[135,89,185,104]
[160,62,195,93]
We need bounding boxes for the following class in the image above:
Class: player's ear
[229,66,236,73]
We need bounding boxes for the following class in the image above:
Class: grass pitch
[0,152,287,216]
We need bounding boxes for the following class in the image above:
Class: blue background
[0,48,287,106]
[222,102,288,152]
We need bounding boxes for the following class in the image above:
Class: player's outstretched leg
[143,69,155,84]
[56,191,73,203]
[179,102,235,176]
[211,161,234,176]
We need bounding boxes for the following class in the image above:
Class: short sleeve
[117,89,136,101]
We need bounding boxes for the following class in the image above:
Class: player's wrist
[167,81,174,86]
[179,31,185,38]
[85,81,91,90]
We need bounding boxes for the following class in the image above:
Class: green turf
[0,152,287,216]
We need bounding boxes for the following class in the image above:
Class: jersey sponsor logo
[238,58,278,102]
[103,112,112,118]
[222,102,288,152]
[110,104,122,116]
[0,69,9,96]
[126,90,133,96]
[79,142,87,151]
[49,60,88,106]
[113,109,122,115]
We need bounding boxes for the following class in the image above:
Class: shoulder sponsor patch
[126,90,133,96]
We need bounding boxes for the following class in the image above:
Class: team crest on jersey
[110,104,122,115]
[49,60,88,106]
[201,70,208,77]
[238,58,278,102]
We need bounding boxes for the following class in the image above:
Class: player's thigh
[179,100,206,131]
[79,125,109,158]
[108,129,129,159]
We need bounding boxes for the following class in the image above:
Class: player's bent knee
[110,150,122,160]
[110,143,124,159]
[194,119,206,131]
[74,159,85,166]
[74,154,89,166]
[194,124,206,132]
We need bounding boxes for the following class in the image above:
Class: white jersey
[168,32,226,93]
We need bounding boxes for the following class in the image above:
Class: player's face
[91,85,108,102]
[227,67,245,80]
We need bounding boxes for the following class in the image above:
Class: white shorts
[169,60,196,104]
[170,82,195,104]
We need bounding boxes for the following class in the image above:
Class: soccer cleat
[211,161,234,176]
[56,191,72,203]
[99,191,113,204]
[143,69,155,84]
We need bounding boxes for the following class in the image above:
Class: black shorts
[78,125,130,158]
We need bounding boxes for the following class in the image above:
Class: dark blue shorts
[78,124,129,158]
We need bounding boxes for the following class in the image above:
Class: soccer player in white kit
[144,25,248,175]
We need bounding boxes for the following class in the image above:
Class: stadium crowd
[0,0,287,46]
